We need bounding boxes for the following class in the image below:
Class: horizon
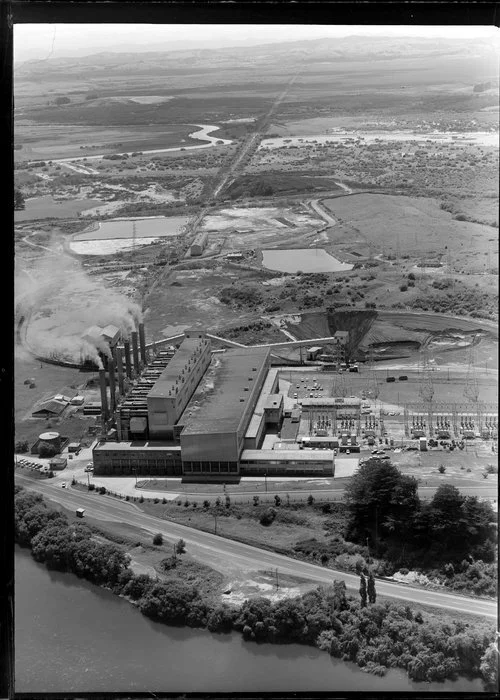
[14,23,499,64]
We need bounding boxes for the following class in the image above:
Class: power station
[91,323,358,480]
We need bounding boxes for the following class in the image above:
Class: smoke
[16,246,142,365]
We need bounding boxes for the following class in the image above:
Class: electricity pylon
[464,334,481,429]
[419,346,435,435]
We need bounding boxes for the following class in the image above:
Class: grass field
[323,193,496,268]
[15,123,207,161]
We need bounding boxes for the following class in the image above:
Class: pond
[69,215,189,255]
[262,248,353,273]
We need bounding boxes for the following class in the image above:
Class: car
[296,384,300,389]
[346,449,350,454]
[85,465,94,472]
[389,411,397,416]
[61,482,67,488]
[293,393,298,399]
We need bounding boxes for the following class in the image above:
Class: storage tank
[38,431,61,451]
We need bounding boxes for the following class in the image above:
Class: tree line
[344,458,497,595]
[14,486,497,688]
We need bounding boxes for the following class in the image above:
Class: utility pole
[265,472,268,492]
[87,472,90,490]
[275,568,279,591]
[214,513,217,535]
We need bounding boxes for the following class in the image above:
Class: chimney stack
[131,331,140,377]
[99,369,108,424]
[139,322,147,367]
[116,345,125,394]
[124,338,132,379]
[108,356,117,415]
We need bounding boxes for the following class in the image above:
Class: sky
[14,24,499,63]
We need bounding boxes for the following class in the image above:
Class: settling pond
[15,547,482,693]
[70,216,188,255]
[262,248,353,273]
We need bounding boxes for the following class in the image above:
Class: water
[74,216,188,241]
[262,248,353,273]
[15,547,483,693]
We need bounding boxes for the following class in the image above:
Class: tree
[480,642,499,690]
[307,494,315,506]
[54,96,71,105]
[345,459,420,544]
[153,533,163,546]
[14,188,25,210]
[176,538,186,555]
[15,440,29,453]
[367,573,377,604]
[38,441,58,458]
[253,495,260,506]
[359,574,367,608]
[274,494,282,507]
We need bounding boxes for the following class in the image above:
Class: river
[15,546,483,693]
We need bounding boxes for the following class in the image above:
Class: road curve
[16,475,497,619]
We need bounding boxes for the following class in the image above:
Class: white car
[61,482,67,489]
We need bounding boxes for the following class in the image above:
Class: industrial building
[91,326,357,480]
[190,231,208,256]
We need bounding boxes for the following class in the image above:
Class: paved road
[15,474,497,619]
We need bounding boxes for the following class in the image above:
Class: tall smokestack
[99,369,108,424]
[132,331,140,377]
[139,322,147,367]
[124,338,132,379]
[108,357,116,415]
[116,345,125,394]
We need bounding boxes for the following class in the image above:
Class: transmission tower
[418,346,435,435]
[332,371,347,398]
[464,334,481,429]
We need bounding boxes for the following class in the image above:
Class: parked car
[61,482,67,488]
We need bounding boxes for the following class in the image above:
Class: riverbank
[14,486,497,688]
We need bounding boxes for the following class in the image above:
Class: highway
[16,473,497,619]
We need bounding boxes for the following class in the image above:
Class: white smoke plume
[15,246,142,366]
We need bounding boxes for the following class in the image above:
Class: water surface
[262,248,353,273]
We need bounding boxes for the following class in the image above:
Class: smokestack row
[99,369,108,425]
[124,338,132,379]
[108,355,117,414]
[132,331,140,377]
[139,322,147,367]
[116,345,125,394]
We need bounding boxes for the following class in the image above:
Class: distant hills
[15,35,498,79]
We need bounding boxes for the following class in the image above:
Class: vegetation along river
[15,546,483,693]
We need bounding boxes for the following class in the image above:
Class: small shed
[49,457,67,470]
[306,346,323,361]
[76,508,85,518]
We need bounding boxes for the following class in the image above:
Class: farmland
[14,33,498,434]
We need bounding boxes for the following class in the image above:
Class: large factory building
[92,327,342,480]
[180,346,270,477]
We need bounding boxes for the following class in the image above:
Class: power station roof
[148,338,209,399]
[301,398,361,407]
[180,347,270,435]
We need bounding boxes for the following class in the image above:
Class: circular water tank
[39,431,61,449]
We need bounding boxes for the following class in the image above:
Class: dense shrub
[259,508,277,526]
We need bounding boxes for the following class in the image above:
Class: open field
[14,123,214,161]
[322,194,498,272]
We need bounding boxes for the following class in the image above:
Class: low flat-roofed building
[147,337,211,440]
[244,368,279,449]
[240,448,334,476]
[93,441,182,475]
[264,393,283,425]
[180,347,270,476]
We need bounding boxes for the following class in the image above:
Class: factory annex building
[93,331,339,480]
